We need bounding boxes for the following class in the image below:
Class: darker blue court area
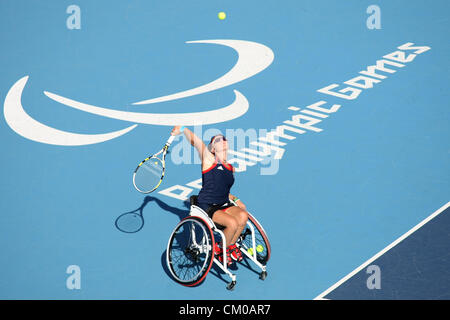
[325,207,450,300]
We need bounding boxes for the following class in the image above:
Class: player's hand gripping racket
[132,133,176,193]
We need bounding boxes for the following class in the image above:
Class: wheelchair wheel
[239,212,271,265]
[166,216,215,287]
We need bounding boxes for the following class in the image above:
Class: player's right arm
[171,126,211,162]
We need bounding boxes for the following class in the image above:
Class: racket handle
[166,134,176,146]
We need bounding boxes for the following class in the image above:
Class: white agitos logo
[3,39,274,146]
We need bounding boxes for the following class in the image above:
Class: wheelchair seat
[189,195,226,231]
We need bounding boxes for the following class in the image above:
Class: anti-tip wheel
[226,281,236,291]
[259,271,267,280]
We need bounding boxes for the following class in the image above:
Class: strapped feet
[215,243,233,266]
[215,242,243,266]
[214,242,236,267]
[229,244,243,262]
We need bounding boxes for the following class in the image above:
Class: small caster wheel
[226,281,236,291]
[259,271,267,280]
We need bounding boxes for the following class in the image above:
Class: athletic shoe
[215,244,232,266]
[228,244,243,262]
[214,243,222,256]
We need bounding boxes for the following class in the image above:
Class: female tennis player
[171,126,248,266]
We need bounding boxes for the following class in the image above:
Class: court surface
[1,0,449,299]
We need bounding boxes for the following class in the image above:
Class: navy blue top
[197,159,234,206]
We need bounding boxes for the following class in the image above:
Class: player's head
[208,134,228,155]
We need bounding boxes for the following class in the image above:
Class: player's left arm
[229,193,246,210]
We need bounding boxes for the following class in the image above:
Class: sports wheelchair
[166,195,271,290]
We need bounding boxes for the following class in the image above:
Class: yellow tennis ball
[218,12,226,20]
[256,245,264,253]
[247,248,254,255]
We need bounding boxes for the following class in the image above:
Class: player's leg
[211,209,239,265]
[223,206,248,262]
[224,206,248,244]
[211,209,239,246]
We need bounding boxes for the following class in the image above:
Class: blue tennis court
[1,0,449,299]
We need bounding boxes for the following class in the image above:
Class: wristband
[233,198,239,202]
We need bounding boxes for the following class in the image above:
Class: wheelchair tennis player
[171,126,248,266]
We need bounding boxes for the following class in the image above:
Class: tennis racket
[132,134,176,193]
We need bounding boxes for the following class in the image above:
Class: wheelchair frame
[166,196,270,290]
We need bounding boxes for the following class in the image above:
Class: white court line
[314,201,450,300]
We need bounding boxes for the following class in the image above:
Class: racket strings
[134,158,164,193]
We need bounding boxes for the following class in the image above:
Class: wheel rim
[167,217,214,285]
